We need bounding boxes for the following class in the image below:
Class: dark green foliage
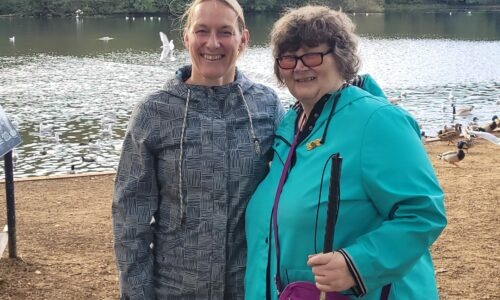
[0,0,28,15]
[0,0,496,16]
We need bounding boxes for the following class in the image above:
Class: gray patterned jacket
[112,66,284,299]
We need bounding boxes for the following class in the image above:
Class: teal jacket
[245,75,446,299]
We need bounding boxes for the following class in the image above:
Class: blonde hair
[271,5,360,84]
[182,0,246,33]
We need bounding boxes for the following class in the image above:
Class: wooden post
[3,150,17,258]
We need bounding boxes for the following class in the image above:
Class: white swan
[470,131,500,146]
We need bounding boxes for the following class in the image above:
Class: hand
[307,251,355,292]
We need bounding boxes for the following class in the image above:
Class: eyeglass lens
[278,51,330,69]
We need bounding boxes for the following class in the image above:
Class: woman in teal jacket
[245,6,447,300]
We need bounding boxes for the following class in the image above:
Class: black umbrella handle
[323,153,342,253]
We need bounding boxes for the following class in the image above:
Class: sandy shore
[0,138,499,299]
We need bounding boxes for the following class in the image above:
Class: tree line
[0,0,496,17]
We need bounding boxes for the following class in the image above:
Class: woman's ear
[183,29,190,49]
[240,29,250,52]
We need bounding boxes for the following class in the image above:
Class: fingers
[314,273,355,292]
[308,252,356,292]
[307,252,333,266]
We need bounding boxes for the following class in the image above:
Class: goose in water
[452,103,474,116]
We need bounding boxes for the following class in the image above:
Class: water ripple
[1,39,498,177]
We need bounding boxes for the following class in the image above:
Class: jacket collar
[163,65,254,100]
[276,86,365,145]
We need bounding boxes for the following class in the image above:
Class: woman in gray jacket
[112,0,284,299]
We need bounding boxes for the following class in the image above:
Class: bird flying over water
[159,31,175,61]
[9,36,15,43]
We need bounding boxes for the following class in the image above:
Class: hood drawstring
[178,89,191,226]
[178,85,259,226]
[237,85,261,155]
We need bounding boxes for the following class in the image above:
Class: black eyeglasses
[276,49,334,70]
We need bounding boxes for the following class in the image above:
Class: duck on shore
[456,140,474,153]
[477,115,499,132]
[438,123,462,145]
[438,149,465,167]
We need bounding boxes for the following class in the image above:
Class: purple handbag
[279,281,349,300]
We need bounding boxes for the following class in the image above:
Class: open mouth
[202,54,224,61]
[295,77,316,82]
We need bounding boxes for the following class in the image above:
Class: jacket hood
[163,65,255,98]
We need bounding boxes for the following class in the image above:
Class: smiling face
[183,1,249,86]
[279,44,345,114]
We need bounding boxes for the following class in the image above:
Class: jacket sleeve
[274,94,286,130]
[341,105,447,295]
[112,99,160,300]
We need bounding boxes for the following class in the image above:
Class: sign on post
[0,105,22,157]
[0,104,22,258]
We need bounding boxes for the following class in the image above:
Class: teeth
[203,54,223,61]
[296,77,315,82]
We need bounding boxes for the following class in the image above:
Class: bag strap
[271,129,300,293]
[271,94,341,294]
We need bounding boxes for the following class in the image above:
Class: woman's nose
[295,58,308,71]
[206,32,220,48]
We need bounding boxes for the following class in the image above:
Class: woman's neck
[300,81,345,117]
[298,111,308,131]
[186,67,237,86]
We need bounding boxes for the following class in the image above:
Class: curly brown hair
[271,6,361,85]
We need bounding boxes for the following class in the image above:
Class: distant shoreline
[385,4,500,12]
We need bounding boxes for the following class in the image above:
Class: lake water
[0,11,499,177]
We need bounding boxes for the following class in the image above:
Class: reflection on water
[0,12,499,177]
[1,11,499,56]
